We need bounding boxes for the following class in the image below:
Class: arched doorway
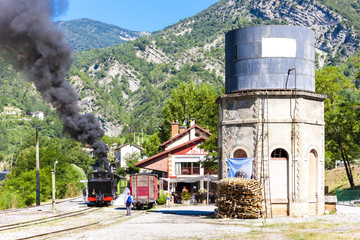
[233,149,247,158]
[270,148,289,216]
[308,149,318,215]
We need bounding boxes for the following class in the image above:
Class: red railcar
[130,174,158,209]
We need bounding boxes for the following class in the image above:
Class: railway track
[11,209,146,240]
[0,196,83,215]
[14,221,100,240]
[0,207,100,232]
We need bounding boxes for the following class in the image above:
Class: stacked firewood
[215,178,263,219]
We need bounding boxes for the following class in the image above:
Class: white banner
[262,38,296,58]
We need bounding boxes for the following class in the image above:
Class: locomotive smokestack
[0,0,110,171]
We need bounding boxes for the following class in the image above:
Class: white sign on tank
[261,38,296,58]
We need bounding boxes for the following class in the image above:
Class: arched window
[270,148,289,205]
[271,148,288,159]
[309,149,318,202]
[233,149,247,158]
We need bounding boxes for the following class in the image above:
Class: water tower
[217,25,326,217]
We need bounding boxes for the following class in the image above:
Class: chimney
[171,120,179,138]
[190,118,195,127]
[179,126,186,134]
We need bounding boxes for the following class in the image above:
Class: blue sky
[56,0,219,32]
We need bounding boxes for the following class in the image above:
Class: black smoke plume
[0,0,110,171]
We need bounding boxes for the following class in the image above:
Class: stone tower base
[217,89,326,217]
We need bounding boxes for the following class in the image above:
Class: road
[1,198,360,240]
[54,203,360,240]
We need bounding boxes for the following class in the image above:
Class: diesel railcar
[87,170,126,206]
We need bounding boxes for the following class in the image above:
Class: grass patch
[325,166,360,193]
[286,231,337,240]
[286,221,339,230]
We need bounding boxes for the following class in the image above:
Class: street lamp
[52,160,58,210]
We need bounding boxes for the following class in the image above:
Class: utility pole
[52,160,58,210]
[206,173,210,205]
[36,127,40,206]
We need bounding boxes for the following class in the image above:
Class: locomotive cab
[87,170,117,206]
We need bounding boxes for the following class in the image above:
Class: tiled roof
[135,137,206,167]
[160,124,211,147]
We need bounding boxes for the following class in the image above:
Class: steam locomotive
[87,170,127,206]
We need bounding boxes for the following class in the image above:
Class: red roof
[160,124,211,147]
[135,137,207,168]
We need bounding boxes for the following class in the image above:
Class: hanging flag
[227,158,253,178]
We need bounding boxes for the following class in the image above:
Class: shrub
[181,191,191,200]
[199,189,207,200]
[157,190,166,205]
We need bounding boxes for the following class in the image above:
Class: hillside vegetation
[0,0,360,208]
[0,0,359,139]
[55,18,149,51]
[63,0,360,138]
[325,166,360,193]
[317,0,360,34]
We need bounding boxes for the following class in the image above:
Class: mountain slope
[1,0,360,139]
[317,0,360,34]
[157,0,358,66]
[55,18,150,51]
[66,0,360,137]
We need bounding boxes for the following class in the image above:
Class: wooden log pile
[215,178,263,219]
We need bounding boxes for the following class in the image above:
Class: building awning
[160,175,218,183]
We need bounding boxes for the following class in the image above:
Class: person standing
[83,188,87,202]
[166,192,171,207]
[125,192,132,216]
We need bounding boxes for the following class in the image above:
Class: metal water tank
[225,25,315,94]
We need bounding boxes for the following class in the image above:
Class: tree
[160,81,219,140]
[0,136,94,209]
[316,66,359,188]
[143,133,161,157]
[124,133,137,145]
[124,152,141,174]
[116,167,126,176]
[159,81,220,170]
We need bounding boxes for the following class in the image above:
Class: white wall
[120,145,141,168]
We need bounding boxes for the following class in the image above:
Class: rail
[0,207,100,231]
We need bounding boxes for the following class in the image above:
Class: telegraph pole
[52,160,58,210]
[36,127,40,206]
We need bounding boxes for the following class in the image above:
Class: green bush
[157,190,166,205]
[199,189,207,200]
[181,191,191,200]
[0,190,23,209]
[116,167,126,176]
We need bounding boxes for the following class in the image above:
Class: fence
[336,190,360,205]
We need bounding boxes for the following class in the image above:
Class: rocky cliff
[69,0,359,137]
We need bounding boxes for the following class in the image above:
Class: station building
[136,119,217,200]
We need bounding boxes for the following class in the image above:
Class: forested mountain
[55,18,150,51]
[65,0,360,137]
[2,0,360,209]
[1,0,360,142]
